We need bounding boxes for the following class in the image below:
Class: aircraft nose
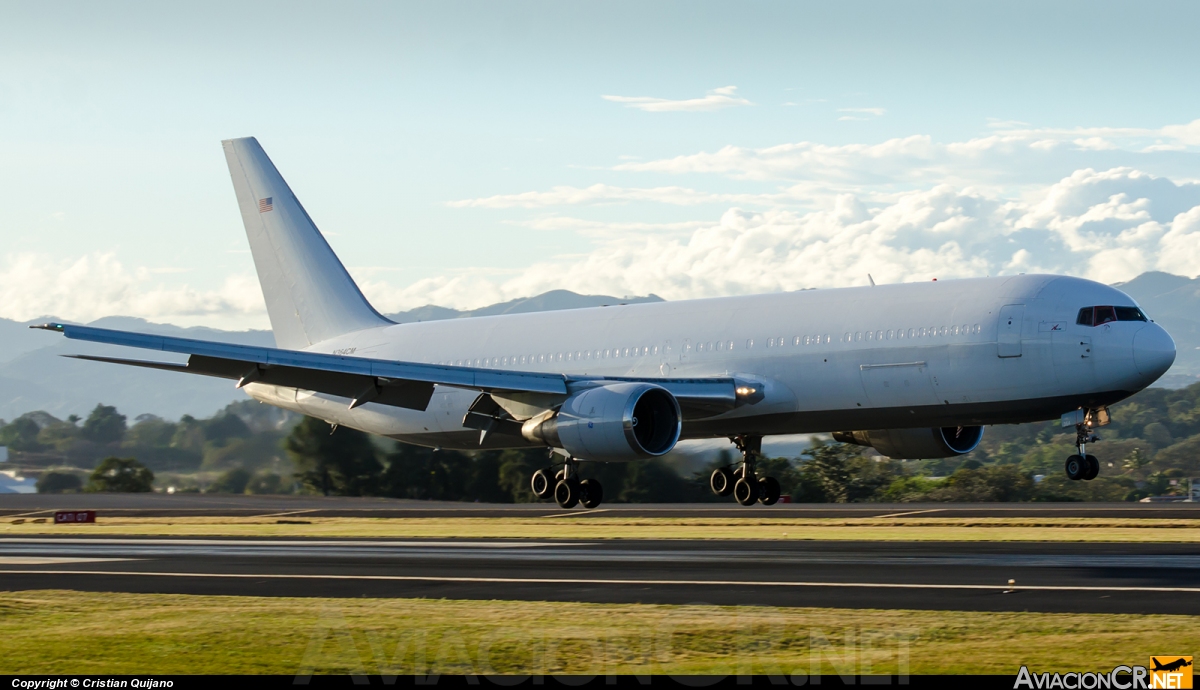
[1133,323,1176,381]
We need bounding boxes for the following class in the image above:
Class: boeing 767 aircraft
[34,138,1178,508]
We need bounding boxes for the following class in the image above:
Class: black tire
[554,479,579,509]
[531,469,554,499]
[580,479,604,509]
[710,467,735,496]
[1065,454,1085,481]
[759,476,781,506]
[1083,454,1100,481]
[734,476,759,506]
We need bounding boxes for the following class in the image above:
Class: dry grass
[5,515,1200,541]
[0,590,1195,675]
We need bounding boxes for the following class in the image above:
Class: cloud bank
[5,120,1200,327]
[360,167,1200,312]
[0,252,265,328]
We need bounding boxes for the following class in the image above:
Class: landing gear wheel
[579,479,604,509]
[734,476,759,506]
[554,478,579,509]
[710,467,735,496]
[531,469,554,499]
[1083,454,1100,481]
[1065,454,1086,481]
[759,476,781,506]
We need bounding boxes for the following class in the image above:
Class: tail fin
[222,137,392,349]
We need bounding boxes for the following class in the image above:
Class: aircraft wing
[34,323,745,417]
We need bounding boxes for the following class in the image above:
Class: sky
[2,1,1199,330]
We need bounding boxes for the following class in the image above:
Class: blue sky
[2,1,1199,328]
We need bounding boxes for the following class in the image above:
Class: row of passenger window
[438,322,984,369]
[843,323,982,343]
[439,345,660,369]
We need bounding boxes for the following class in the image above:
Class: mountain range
[0,275,1195,422]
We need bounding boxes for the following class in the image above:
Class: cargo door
[997,304,1025,358]
[859,362,939,408]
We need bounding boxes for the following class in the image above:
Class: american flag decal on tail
[258,197,273,213]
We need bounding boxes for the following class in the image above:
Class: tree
[81,404,127,444]
[86,457,154,492]
[0,416,44,452]
[37,471,83,494]
[796,442,858,502]
[285,417,381,496]
[245,472,289,494]
[926,465,1034,502]
[210,467,252,494]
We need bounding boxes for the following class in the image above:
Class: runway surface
[3,536,1200,614]
[3,493,1200,518]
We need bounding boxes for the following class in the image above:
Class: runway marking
[873,509,945,519]
[4,568,1200,594]
[538,509,612,518]
[0,538,589,548]
[252,509,320,519]
[0,557,135,565]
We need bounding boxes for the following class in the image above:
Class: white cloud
[837,107,886,121]
[368,167,1200,312]
[448,183,792,209]
[601,85,752,112]
[0,252,266,329]
[612,120,1200,184]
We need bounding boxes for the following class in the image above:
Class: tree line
[5,381,1200,502]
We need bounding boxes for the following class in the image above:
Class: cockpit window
[1114,306,1148,322]
[1076,306,1148,327]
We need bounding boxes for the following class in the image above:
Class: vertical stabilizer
[222,137,392,349]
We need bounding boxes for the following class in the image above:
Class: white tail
[222,137,391,349]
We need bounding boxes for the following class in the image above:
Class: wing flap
[36,322,568,399]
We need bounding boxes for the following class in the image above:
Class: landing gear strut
[710,435,781,506]
[531,455,603,509]
[1065,410,1103,481]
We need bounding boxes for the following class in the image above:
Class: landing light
[736,386,757,396]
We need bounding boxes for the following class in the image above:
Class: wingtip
[30,323,64,332]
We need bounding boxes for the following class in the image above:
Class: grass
[5,516,1200,541]
[1,590,1195,674]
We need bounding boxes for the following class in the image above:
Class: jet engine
[832,426,984,459]
[521,383,682,462]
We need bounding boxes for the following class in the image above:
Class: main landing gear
[710,435,781,506]
[1065,410,1104,481]
[531,456,603,509]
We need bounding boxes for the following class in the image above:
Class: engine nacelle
[522,383,682,462]
[832,426,984,459]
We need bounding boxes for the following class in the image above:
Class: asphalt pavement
[3,535,1199,615]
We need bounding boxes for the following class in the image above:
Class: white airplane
[34,138,1177,508]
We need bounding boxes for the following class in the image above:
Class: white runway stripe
[0,557,133,565]
[3,568,1200,593]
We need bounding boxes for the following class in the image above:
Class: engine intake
[832,426,984,459]
[522,383,682,462]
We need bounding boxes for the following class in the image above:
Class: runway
[3,493,1200,518]
[3,536,1200,615]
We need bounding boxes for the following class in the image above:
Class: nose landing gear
[1064,409,1106,481]
[710,435,781,506]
